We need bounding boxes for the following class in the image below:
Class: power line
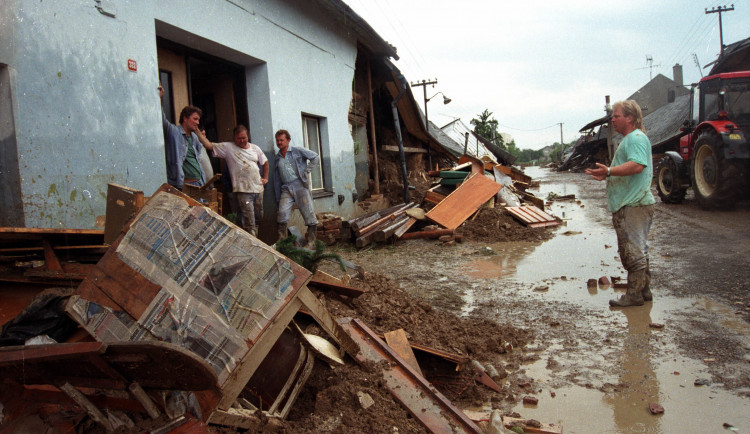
[496,123,562,132]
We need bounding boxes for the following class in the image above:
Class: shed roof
[708,36,750,75]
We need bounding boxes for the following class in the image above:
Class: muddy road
[333,167,750,433]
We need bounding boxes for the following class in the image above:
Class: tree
[470,109,504,149]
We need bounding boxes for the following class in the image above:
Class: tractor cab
[657,71,750,208]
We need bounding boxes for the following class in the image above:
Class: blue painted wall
[0,0,363,229]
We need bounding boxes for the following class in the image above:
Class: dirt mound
[285,272,533,432]
[460,206,557,243]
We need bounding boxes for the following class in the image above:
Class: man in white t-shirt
[196,125,268,237]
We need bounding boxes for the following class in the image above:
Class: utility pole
[558,123,564,147]
[410,79,437,130]
[705,4,734,55]
[605,95,614,160]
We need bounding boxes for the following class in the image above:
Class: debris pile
[0,181,564,433]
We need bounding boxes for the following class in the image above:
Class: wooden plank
[384,329,423,377]
[373,214,410,242]
[382,145,427,153]
[457,155,485,175]
[399,229,454,240]
[216,296,303,410]
[504,206,559,228]
[104,183,145,245]
[425,174,501,230]
[423,190,446,205]
[307,279,365,298]
[339,318,481,434]
[393,217,416,239]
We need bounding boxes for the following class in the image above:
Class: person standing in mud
[585,100,655,307]
[196,125,268,237]
[159,84,206,190]
[273,129,319,246]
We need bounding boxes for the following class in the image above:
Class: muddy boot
[248,226,258,238]
[642,267,652,301]
[609,269,646,307]
[304,225,317,248]
[277,222,288,242]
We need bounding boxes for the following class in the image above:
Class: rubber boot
[248,226,258,238]
[304,225,317,248]
[277,222,288,242]
[642,265,652,302]
[609,269,646,307]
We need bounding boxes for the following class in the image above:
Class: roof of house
[642,93,690,148]
[440,118,516,165]
[315,0,399,60]
[708,36,750,75]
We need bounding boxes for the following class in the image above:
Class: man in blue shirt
[160,85,205,190]
[273,129,319,246]
[586,100,655,307]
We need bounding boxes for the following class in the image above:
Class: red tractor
[655,71,750,208]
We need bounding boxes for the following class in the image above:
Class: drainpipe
[390,72,410,203]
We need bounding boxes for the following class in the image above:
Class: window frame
[301,115,325,192]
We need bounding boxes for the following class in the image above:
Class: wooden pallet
[505,206,559,228]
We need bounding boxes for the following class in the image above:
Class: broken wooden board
[457,154,486,175]
[338,317,481,434]
[505,206,560,228]
[104,183,145,245]
[384,329,423,377]
[425,173,501,230]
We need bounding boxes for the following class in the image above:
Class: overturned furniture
[66,184,354,428]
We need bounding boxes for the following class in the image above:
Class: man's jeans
[612,204,654,273]
[277,179,318,226]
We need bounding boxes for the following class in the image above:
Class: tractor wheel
[690,130,744,209]
[655,156,687,204]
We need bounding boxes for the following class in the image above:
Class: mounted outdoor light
[427,92,451,105]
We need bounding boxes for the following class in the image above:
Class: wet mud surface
[312,167,750,432]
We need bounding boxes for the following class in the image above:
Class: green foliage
[470,109,505,149]
[274,235,346,273]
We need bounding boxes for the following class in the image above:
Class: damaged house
[0,0,408,243]
[558,64,690,171]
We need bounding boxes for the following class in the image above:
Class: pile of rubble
[0,166,563,432]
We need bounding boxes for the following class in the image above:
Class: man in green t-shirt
[586,100,655,307]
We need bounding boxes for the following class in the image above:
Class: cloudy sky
[343,0,750,150]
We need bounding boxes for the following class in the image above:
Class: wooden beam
[382,145,427,153]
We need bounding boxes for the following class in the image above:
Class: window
[302,116,324,191]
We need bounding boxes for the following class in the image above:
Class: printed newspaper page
[113,192,300,382]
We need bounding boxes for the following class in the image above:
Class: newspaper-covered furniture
[69,184,348,423]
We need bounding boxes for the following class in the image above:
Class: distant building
[627,64,690,117]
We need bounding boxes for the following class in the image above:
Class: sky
[343,0,750,150]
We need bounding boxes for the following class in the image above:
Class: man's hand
[585,163,608,181]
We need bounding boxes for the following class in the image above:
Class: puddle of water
[514,326,750,433]
[460,167,750,432]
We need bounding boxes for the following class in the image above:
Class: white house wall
[0,0,361,229]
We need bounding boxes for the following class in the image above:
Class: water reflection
[605,303,661,433]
